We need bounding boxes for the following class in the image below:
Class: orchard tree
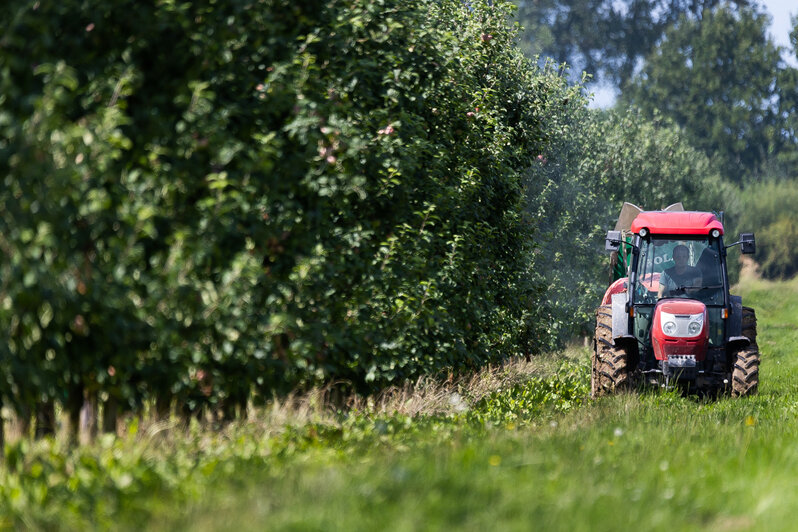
[0,0,589,440]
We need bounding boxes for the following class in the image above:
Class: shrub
[734,179,798,279]
[0,0,585,428]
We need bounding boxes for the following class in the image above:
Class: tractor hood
[651,299,709,361]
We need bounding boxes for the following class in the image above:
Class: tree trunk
[102,396,118,434]
[156,394,171,420]
[66,385,83,445]
[80,390,99,442]
[35,401,56,439]
[16,405,31,440]
[0,401,5,453]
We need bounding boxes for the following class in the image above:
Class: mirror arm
[608,240,639,250]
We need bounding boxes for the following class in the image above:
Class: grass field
[4,273,798,531]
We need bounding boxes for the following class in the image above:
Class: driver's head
[672,245,689,263]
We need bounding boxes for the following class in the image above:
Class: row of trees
[1,0,592,442]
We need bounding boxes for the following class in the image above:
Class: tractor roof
[630,211,724,236]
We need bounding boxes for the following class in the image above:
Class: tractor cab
[593,203,759,397]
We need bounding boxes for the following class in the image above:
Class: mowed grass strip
[4,273,798,531]
[167,274,798,532]
[173,400,798,531]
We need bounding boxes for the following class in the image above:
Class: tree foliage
[622,3,792,183]
[733,179,798,279]
[513,0,751,86]
[0,0,586,425]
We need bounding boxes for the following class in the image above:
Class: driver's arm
[657,271,671,298]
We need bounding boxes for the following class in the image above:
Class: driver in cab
[658,244,702,298]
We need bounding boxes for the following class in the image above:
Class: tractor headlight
[660,311,704,337]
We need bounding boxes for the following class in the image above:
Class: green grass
[4,275,798,531]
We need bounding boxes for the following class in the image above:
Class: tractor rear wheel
[732,306,760,397]
[592,305,633,398]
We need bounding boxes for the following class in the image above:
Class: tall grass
[171,272,798,531]
[3,273,797,531]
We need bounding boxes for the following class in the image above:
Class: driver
[658,244,702,298]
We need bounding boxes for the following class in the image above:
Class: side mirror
[605,230,622,252]
[740,233,755,255]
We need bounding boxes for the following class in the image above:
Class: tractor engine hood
[651,299,709,362]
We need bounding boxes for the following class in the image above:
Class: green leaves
[0,0,592,419]
[514,0,718,87]
[469,358,590,425]
[733,179,798,279]
[622,5,788,183]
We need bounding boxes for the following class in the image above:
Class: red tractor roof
[630,211,724,236]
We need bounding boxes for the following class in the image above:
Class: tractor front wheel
[592,305,633,398]
[732,306,760,397]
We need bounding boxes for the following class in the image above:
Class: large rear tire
[732,306,759,397]
[592,305,632,398]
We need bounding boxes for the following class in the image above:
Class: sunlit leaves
[0,0,596,423]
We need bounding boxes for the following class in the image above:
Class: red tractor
[593,203,759,397]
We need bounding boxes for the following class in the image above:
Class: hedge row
[0,0,585,435]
